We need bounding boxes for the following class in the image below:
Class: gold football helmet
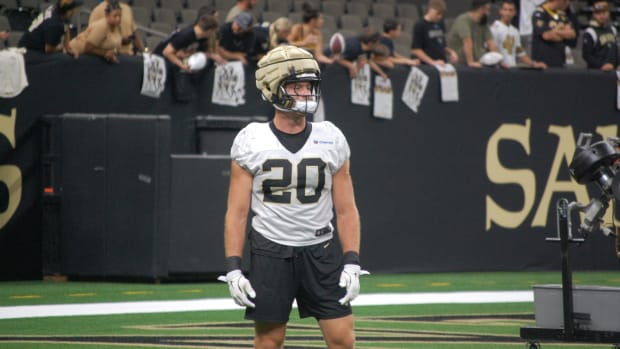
[255,45,321,114]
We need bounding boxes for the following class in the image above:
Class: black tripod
[520,198,620,349]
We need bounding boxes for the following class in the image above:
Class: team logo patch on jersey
[313,139,334,145]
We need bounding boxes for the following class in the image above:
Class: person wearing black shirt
[411,0,458,65]
[153,7,219,71]
[217,11,255,65]
[531,0,576,67]
[251,17,291,61]
[582,0,618,70]
[324,28,387,79]
[375,18,419,69]
[18,0,82,54]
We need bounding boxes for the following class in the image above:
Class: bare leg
[254,321,287,349]
[319,314,355,349]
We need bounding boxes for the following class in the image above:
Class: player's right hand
[217,269,256,308]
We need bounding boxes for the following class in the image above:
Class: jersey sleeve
[411,20,425,50]
[324,121,350,172]
[230,123,258,174]
[531,9,549,38]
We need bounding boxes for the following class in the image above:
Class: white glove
[338,264,370,306]
[217,269,256,308]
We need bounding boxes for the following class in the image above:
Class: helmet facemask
[274,72,321,114]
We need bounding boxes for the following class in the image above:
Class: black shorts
[244,230,351,323]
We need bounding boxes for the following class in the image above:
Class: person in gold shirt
[69,1,123,63]
[88,0,144,55]
[287,3,335,65]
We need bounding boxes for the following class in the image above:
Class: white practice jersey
[231,121,350,246]
[490,20,525,67]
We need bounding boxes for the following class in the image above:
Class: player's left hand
[338,264,370,306]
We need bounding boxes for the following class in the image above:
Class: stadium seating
[339,14,362,32]
[265,0,290,14]
[132,6,153,27]
[132,0,157,11]
[160,0,184,14]
[321,0,344,18]
[345,2,368,22]
[261,10,284,24]
[397,4,420,21]
[153,8,177,27]
[179,8,197,25]
[371,3,395,20]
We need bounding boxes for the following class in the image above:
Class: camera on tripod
[568,133,620,237]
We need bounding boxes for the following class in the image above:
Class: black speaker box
[47,114,171,279]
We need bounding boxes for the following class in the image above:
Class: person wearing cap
[88,0,144,55]
[582,0,618,70]
[217,11,256,65]
[447,0,503,68]
[225,0,257,23]
[531,0,576,67]
[153,6,220,72]
[18,0,82,54]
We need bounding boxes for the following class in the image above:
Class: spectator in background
[225,0,257,23]
[490,0,547,68]
[88,0,144,55]
[374,18,420,69]
[252,17,291,60]
[69,0,122,62]
[327,26,388,79]
[447,0,502,68]
[218,11,255,65]
[582,0,618,70]
[0,31,8,49]
[288,3,335,64]
[153,6,220,71]
[411,0,458,66]
[531,0,576,67]
[18,0,82,54]
[0,18,9,48]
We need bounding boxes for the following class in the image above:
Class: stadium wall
[0,53,619,280]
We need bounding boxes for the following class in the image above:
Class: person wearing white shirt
[491,0,547,68]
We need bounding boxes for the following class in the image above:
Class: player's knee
[254,336,284,349]
[254,331,285,349]
[327,332,355,349]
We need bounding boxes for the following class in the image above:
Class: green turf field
[0,271,619,348]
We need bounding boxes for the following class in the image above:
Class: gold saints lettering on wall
[485,119,618,230]
[0,108,22,230]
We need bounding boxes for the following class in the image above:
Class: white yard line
[0,290,533,320]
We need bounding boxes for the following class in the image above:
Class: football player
[219,45,366,349]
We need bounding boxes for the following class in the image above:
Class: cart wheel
[527,342,540,349]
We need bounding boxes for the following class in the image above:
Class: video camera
[568,133,620,237]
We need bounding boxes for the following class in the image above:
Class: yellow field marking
[67,293,96,297]
[430,282,450,287]
[376,283,405,288]
[9,295,41,299]
[123,291,153,295]
[178,289,204,293]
